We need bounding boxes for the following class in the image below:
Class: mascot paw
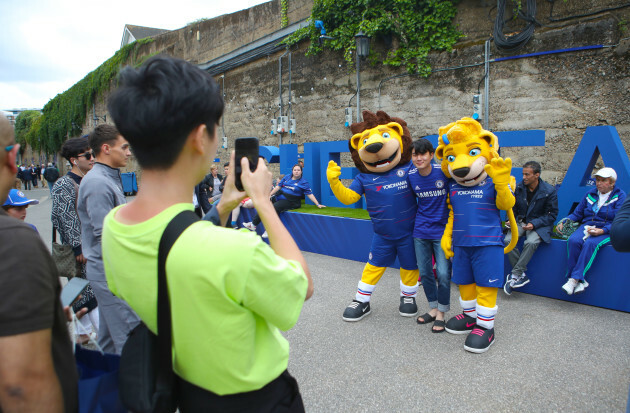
[441,236,454,259]
[327,160,341,183]
[484,157,512,186]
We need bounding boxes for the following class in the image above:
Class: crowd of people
[0,55,628,411]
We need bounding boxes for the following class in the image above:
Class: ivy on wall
[281,0,462,75]
[24,38,155,153]
[281,0,289,28]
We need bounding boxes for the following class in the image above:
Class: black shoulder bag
[118,210,199,413]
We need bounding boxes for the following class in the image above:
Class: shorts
[368,234,418,270]
[451,245,504,288]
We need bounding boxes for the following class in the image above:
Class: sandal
[416,312,436,325]
[432,319,446,333]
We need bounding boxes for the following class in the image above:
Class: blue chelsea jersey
[448,178,503,247]
[349,162,417,240]
[407,164,449,239]
[277,176,313,200]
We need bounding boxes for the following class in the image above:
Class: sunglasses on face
[77,152,93,160]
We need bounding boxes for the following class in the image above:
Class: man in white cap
[557,167,627,294]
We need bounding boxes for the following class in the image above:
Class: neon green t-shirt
[102,203,308,395]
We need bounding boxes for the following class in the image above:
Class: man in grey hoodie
[77,124,140,354]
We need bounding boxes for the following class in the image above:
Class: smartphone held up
[234,137,259,191]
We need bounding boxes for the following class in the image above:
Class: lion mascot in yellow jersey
[435,117,518,353]
[327,110,420,321]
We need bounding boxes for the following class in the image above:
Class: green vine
[24,38,155,153]
[281,0,462,75]
[281,0,289,28]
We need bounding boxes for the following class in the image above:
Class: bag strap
[156,210,199,391]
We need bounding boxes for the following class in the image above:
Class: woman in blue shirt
[245,164,325,237]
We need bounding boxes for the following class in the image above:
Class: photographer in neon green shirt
[101,56,313,411]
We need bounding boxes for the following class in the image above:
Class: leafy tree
[14,110,42,149]
[282,0,462,75]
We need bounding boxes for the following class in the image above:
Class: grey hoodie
[77,162,126,280]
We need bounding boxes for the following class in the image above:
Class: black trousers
[252,198,301,226]
[177,370,305,413]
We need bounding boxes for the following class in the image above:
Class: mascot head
[349,110,412,173]
[435,117,499,187]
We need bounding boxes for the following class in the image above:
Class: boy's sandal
[416,313,436,325]
[432,319,446,333]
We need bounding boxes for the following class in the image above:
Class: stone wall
[211,1,630,184]
[45,0,630,183]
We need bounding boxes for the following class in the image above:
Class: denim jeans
[414,238,452,313]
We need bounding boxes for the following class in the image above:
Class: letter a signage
[557,126,630,219]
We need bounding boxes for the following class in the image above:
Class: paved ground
[21,186,630,412]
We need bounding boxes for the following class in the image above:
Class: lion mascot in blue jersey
[435,117,518,353]
[327,110,419,321]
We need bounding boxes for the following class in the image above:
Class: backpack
[45,167,59,182]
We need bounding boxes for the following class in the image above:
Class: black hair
[412,137,434,155]
[223,162,229,167]
[89,124,120,156]
[523,161,541,175]
[61,136,90,162]
[107,55,224,169]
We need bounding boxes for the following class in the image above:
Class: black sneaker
[512,274,530,289]
[464,326,495,353]
[399,297,418,317]
[445,313,477,335]
[503,274,514,296]
[342,300,371,322]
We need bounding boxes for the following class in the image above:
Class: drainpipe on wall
[484,39,490,130]
[288,50,292,144]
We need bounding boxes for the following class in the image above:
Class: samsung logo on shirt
[376,181,408,191]
[416,189,446,198]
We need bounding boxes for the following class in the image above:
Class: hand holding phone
[234,137,259,191]
[60,277,90,308]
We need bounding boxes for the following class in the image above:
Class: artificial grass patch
[292,202,370,220]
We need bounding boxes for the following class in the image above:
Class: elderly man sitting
[557,167,626,294]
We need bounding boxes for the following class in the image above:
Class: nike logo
[362,306,368,313]
[373,177,379,181]
[466,322,475,327]
[489,278,499,283]
[489,334,494,342]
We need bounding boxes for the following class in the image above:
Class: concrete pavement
[20,186,630,412]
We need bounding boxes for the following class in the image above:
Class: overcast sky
[0,0,269,110]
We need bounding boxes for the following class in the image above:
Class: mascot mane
[349,110,412,173]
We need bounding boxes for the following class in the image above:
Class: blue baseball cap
[3,189,39,207]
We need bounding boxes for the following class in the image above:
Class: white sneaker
[243,222,256,231]
[573,280,589,294]
[562,278,578,295]
[261,231,268,238]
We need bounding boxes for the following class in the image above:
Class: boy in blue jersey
[407,138,452,333]
[327,110,419,321]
